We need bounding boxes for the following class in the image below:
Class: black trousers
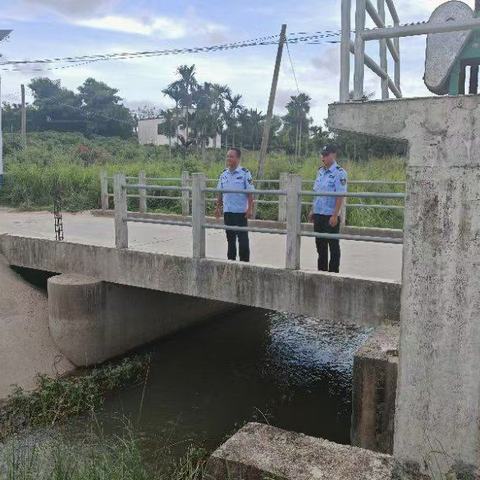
[224,213,250,262]
[313,214,341,273]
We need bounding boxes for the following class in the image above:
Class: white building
[137,117,221,148]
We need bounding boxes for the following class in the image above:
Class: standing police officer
[215,148,254,262]
[308,145,347,273]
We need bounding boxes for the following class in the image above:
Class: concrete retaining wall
[48,273,236,366]
[351,326,399,455]
[0,234,401,327]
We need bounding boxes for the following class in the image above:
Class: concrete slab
[205,422,395,480]
[0,208,402,282]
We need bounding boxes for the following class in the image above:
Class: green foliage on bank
[0,355,150,440]
[1,132,406,229]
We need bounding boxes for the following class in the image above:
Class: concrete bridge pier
[330,96,480,478]
[48,274,236,367]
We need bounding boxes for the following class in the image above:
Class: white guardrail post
[278,172,288,223]
[192,173,206,258]
[285,174,302,270]
[181,170,191,217]
[100,170,109,211]
[341,197,347,228]
[138,171,147,214]
[114,173,128,249]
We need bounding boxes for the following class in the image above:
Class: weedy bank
[0,132,406,229]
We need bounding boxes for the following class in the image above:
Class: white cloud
[21,0,119,19]
[75,15,188,39]
[74,14,227,40]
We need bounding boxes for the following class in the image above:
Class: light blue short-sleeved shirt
[313,161,348,215]
[217,166,254,213]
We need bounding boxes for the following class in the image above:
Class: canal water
[89,308,371,457]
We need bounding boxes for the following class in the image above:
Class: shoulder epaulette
[241,167,249,172]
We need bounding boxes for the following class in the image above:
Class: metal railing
[341,0,401,102]
[101,170,405,227]
[113,173,405,270]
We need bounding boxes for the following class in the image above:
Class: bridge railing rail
[101,170,405,227]
[113,173,404,270]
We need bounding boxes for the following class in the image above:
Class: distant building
[137,117,221,148]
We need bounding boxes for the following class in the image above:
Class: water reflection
[84,308,370,458]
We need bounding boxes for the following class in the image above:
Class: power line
[0,30,342,72]
[285,39,301,95]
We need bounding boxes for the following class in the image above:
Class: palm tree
[283,93,312,160]
[210,83,229,148]
[162,82,183,146]
[157,109,176,156]
[176,65,198,144]
[224,93,243,148]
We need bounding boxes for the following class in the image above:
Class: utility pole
[0,30,12,188]
[257,24,287,182]
[21,84,26,148]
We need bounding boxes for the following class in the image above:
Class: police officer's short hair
[229,147,242,158]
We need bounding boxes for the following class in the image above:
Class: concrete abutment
[330,95,480,477]
[48,273,237,366]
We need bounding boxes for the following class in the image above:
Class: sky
[0,0,471,125]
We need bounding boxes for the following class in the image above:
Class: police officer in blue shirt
[215,148,255,262]
[308,144,348,273]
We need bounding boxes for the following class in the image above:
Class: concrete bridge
[0,202,402,366]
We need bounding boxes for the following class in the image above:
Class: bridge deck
[0,209,402,282]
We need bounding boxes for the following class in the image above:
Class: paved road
[0,208,402,281]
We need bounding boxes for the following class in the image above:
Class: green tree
[78,78,134,138]
[28,78,84,132]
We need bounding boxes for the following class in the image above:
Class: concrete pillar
[113,173,128,249]
[329,96,480,478]
[278,172,288,223]
[351,326,399,455]
[192,173,206,259]
[100,170,109,211]
[181,170,191,217]
[138,170,147,214]
[285,174,302,270]
[48,274,105,367]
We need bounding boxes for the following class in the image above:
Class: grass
[0,131,406,229]
[0,355,150,440]
[0,429,209,480]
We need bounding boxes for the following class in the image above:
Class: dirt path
[0,255,73,399]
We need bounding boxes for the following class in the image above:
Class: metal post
[0,75,3,188]
[21,84,26,148]
[114,173,128,249]
[393,22,401,90]
[340,0,352,102]
[377,0,389,99]
[100,170,109,211]
[192,173,206,259]
[278,172,288,223]
[285,174,302,270]
[181,170,191,217]
[354,0,367,100]
[138,171,147,214]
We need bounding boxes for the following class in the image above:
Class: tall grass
[1,132,406,228]
[0,430,208,480]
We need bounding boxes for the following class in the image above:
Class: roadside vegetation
[0,132,405,229]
